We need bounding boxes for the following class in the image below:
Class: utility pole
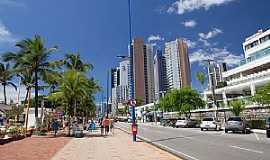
[128,0,137,142]
[205,59,218,119]
[106,70,110,117]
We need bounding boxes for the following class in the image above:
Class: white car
[174,118,197,128]
[200,118,221,131]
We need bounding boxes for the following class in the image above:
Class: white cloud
[182,20,197,28]
[168,0,236,15]
[190,47,242,66]
[183,38,197,48]
[148,34,164,42]
[0,22,17,44]
[198,28,223,39]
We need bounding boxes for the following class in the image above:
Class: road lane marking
[230,145,263,154]
[141,136,200,160]
[254,133,260,141]
[117,124,200,160]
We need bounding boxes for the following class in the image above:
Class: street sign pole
[128,0,136,142]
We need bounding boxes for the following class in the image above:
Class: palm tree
[230,100,245,116]
[0,63,17,104]
[49,70,98,135]
[3,35,57,122]
[63,53,93,72]
[196,72,206,92]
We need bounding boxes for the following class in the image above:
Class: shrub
[247,119,266,129]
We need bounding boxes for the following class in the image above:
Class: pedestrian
[110,119,114,135]
[103,116,110,136]
[51,119,59,137]
[100,118,104,136]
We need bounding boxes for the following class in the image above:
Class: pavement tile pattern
[0,136,70,160]
[52,129,181,160]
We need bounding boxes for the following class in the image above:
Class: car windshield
[228,117,242,121]
[202,118,213,121]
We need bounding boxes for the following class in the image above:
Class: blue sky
[0,0,269,102]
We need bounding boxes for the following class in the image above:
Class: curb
[115,126,188,160]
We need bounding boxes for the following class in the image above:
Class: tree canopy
[158,87,205,118]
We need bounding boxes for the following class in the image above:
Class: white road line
[254,133,260,141]
[118,124,200,160]
[230,145,263,154]
[141,136,200,160]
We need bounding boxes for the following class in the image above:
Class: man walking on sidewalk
[103,116,110,136]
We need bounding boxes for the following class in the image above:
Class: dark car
[225,117,248,134]
[266,117,270,138]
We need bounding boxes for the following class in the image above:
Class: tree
[253,82,270,106]
[3,35,58,122]
[230,100,245,116]
[63,53,93,72]
[0,63,17,104]
[196,72,205,92]
[158,87,205,118]
[49,70,99,135]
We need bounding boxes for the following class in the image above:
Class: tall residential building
[129,38,155,105]
[119,58,129,102]
[111,68,120,115]
[154,49,167,101]
[203,28,270,113]
[208,63,227,89]
[164,39,191,90]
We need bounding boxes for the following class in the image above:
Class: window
[260,34,270,43]
[228,117,242,121]
[245,40,259,51]
[202,118,214,121]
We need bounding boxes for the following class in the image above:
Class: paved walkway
[52,129,181,160]
[0,136,70,160]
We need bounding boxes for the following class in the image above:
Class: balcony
[227,68,270,86]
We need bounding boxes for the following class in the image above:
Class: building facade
[129,38,155,105]
[154,49,167,101]
[164,39,191,90]
[203,29,270,115]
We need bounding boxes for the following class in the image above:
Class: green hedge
[247,120,266,129]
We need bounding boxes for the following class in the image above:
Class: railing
[227,68,270,86]
[239,47,270,66]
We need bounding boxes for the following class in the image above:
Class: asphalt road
[116,122,270,160]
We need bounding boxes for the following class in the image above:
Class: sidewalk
[51,129,181,160]
[0,136,70,160]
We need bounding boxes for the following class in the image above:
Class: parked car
[225,117,249,134]
[175,118,197,128]
[266,117,270,138]
[161,119,170,127]
[200,117,222,131]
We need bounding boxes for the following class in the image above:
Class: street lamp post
[204,59,218,119]
[127,0,137,142]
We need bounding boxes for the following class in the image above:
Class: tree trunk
[74,100,77,121]
[34,68,39,128]
[3,84,7,105]
[24,88,31,137]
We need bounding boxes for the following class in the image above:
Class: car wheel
[242,129,246,134]
[201,128,203,131]
[206,128,208,131]
[225,129,228,133]
[267,132,270,138]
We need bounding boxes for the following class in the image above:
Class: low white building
[203,29,270,116]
